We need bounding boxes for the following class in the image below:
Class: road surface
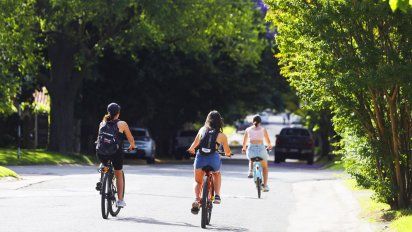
[0,158,371,232]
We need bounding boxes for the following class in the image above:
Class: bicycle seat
[202,165,215,172]
[251,157,263,162]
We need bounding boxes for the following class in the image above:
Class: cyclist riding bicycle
[242,115,272,192]
[188,110,231,214]
[95,103,135,207]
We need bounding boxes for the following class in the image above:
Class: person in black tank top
[187,110,232,214]
[96,103,136,208]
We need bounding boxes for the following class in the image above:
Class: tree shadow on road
[115,217,249,231]
[206,224,249,232]
[115,216,198,228]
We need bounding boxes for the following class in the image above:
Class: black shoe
[95,182,102,191]
[191,201,200,215]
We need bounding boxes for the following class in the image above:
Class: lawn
[0,148,93,166]
[0,166,19,178]
[344,178,412,232]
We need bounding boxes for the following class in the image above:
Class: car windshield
[281,128,310,136]
[180,130,197,137]
[131,130,147,138]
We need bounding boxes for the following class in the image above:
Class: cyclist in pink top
[242,115,272,191]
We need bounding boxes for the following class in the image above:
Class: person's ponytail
[252,115,261,127]
[102,113,112,122]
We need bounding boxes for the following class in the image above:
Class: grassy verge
[344,178,412,231]
[223,125,236,136]
[0,166,19,178]
[326,160,344,171]
[0,148,93,166]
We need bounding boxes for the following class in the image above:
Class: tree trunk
[387,88,406,209]
[46,36,82,154]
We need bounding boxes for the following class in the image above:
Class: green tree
[0,0,264,153]
[389,0,412,12]
[267,0,412,209]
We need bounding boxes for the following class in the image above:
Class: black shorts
[98,152,124,170]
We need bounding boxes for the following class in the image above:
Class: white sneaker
[263,185,270,192]
[116,200,126,208]
[247,171,253,178]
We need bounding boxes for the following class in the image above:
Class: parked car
[274,127,315,164]
[122,127,156,164]
[173,130,197,160]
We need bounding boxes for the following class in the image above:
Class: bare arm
[218,133,231,157]
[118,121,135,149]
[264,128,272,149]
[242,131,248,153]
[188,133,201,155]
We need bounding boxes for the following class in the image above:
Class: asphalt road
[0,158,371,232]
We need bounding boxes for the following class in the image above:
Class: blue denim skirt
[246,144,269,161]
[194,152,221,171]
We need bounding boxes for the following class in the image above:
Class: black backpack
[198,128,219,155]
[96,120,120,155]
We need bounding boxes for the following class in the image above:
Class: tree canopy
[267,0,412,209]
[0,0,272,153]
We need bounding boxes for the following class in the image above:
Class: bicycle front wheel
[109,171,125,216]
[256,177,262,199]
[201,175,209,228]
[101,174,110,219]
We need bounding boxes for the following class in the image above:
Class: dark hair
[253,115,261,126]
[204,110,223,132]
[103,103,121,122]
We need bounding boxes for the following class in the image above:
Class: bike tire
[257,177,262,199]
[109,171,125,216]
[101,174,109,219]
[207,179,214,225]
[201,175,208,229]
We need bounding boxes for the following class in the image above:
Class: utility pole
[17,80,23,160]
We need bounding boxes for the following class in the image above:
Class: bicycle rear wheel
[256,177,262,199]
[109,171,125,216]
[207,181,214,225]
[201,175,209,228]
[101,174,110,219]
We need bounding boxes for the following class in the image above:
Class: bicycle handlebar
[218,151,234,157]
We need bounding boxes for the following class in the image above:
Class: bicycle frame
[253,161,263,183]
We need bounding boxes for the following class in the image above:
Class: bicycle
[250,148,271,199]
[199,152,232,229]
[251,157,264,198]
[97,161,125,219]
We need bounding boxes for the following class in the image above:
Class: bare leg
[194,169,204,201]
[212,172,221,195]
[114,170,124,200]
[249,160,253,172]
[261,160,269,186]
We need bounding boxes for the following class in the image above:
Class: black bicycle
[97,162,125,219]
[200,152,232,229]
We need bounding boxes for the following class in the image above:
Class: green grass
[391,211,412,232]
[0,148,93,166]
[327,160,345,171]
[344,178,412,231]
[0,166,19,178]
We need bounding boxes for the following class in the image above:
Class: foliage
[267,0,412,209]
[0,166,19,178]
[0,148,92,165]
[0,0,270,153]
[389,0,412,12]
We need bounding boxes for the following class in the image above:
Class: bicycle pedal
[95,182,102,191]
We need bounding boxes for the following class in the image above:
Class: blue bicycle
[251,157,264,198]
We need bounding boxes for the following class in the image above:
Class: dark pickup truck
[274,127,315,164]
